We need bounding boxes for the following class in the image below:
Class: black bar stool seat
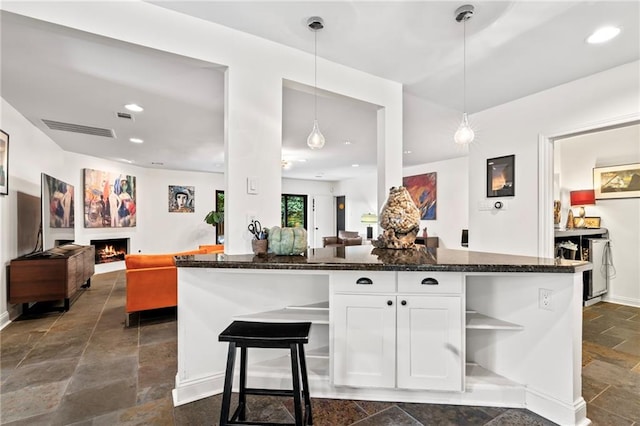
[218,321,313,426]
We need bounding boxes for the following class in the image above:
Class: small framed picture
[0,129,8,196]
[584,217,601,229]
[487,155,515,198]
[169,185,195,212]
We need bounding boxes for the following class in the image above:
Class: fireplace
[91,238,129,264]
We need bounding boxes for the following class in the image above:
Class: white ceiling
[1,2,638,180]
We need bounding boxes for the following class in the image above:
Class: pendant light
[307,16,326,150]
[454,5,475,146]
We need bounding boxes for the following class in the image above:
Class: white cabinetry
[333,294,396,387]
[397,295,463,390]
[332,271,463,391]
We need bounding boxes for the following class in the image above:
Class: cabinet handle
[387,300,393,306]
[421,277,439,285]
[401,300,407,306]
[356,277,373,285]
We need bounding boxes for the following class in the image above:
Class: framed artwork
[403,172,437,220]
[0,129,9,196]
[593,163,640,200]
[169,185,195,212]
[583,217,601,229]
[83,168,136,228]
[487,155,515,197]
[42,173,75,228]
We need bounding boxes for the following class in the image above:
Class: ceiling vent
[116,112,134,120]
[42,119,115,138]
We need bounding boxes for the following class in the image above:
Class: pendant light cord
[463,19,467,114]
[314,30,318,120]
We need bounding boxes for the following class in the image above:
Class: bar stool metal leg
[238,346,247,421]
[290,343,303,426]
[220,342,237,426]
[298,344,313,425]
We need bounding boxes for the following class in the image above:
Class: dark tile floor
[1,271,638,425]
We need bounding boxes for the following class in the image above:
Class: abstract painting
[169,185,195,212]
[43,173,74,228]
[594,163,640,199]
[83,168,136,228]
[0,129,8,196]
[403,172,437,220]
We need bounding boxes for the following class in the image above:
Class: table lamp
[570,189,596,228]
[361,213,377,239]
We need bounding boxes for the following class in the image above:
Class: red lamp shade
[570,189,596,206]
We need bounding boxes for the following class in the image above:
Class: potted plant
[204,211,224,244]
[204,210,224,226]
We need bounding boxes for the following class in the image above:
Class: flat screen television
[17,191,41,257]
[41,172,75,251]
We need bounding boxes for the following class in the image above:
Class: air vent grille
[116,112,133,120]
[42,119,115,138]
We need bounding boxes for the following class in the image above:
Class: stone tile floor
[1,271,638,425]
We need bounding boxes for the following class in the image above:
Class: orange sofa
[124,245,223,326]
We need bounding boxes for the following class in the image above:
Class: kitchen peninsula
[174,246,591,426]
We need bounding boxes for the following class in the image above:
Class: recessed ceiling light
[297,159,307,163]
[352,164,359,167]
[124,103,144,112]
[587,26,621,44]
[344,140,352,145]
[403,150,412,154]
[129,137,144,144]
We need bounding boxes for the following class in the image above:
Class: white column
[224,64,282,254]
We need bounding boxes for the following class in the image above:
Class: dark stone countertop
[176,245,592,274]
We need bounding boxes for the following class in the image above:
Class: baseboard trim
[526,387,589,425]
[172,372,225,407]
[0,311,10,330]
[602,295,640,308]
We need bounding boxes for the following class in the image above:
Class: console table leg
[64,298,70,311]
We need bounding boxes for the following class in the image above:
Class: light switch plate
[247,176,258,194]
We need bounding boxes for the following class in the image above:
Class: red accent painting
[403,172,437,220]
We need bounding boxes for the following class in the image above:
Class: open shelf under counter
[466,312,524,330]
[249,354,330,380]
[306,345,329,359]
[233,301,330,324]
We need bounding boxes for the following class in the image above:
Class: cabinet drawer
[397,272,462,294]
[332,271,396,293]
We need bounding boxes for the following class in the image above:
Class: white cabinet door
[396,295,463,391]
[333,294,396,388]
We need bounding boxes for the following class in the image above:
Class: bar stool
[218,321,313,426]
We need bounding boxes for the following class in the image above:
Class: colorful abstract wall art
[403,172,437,220]
[83,168,136,228]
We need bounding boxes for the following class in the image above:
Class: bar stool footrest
[244,388,294,398]
[225,420,298,426]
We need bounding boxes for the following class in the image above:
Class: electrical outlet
[539,288,553,311]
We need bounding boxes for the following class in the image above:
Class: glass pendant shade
[307,119,326,149]
[454,113,475,145]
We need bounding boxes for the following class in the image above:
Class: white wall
[469,61,640,257]
[1,99,65,325]
[334,156,469,249]
[556,124,640,306]
[404,157,469,249]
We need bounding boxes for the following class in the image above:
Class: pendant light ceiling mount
[306,16,326,150]
[455,4,474,23]
[454,4,475,146]
[307,16,324,31]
